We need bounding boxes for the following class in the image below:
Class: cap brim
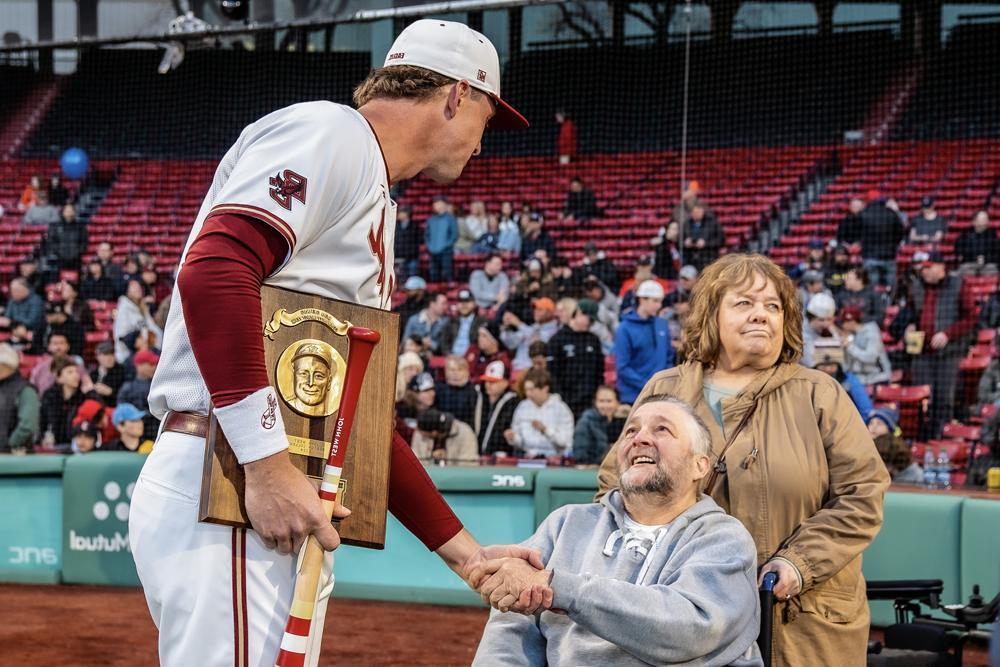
[480,374,505,382]
[488,95,529,130]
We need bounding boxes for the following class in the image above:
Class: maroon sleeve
[388,431,463,550]
[178,214,462,550]
[177,213,287,407]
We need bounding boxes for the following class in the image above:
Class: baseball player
[129,20,544,667]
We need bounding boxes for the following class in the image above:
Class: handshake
[460,545,556,615]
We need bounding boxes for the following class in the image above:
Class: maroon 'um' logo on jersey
[268,169,307,211]
[367,210,394,308]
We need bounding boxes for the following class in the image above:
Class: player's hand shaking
[476,558,554,614]
[465,547,553,615]
[244,450,351,554]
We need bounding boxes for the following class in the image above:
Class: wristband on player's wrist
[213,386,289,464]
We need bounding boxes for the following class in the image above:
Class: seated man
[473,394,762,667]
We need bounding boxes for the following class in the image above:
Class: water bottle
[923,447,937,488]
[936,449,951,489]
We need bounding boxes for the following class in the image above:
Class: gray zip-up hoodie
[474,491,763,667]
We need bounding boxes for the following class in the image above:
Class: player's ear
[444,80,470,119]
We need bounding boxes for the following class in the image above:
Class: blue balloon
[60,147,89,180]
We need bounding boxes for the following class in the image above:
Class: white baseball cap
[384,19,528,130]
[635,280,665,300]
[0,343,19,370]
[806,292,836,318]
[480,359,510,382]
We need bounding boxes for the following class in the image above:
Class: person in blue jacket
[813,346,873,418]
[424,194,458,282]
[614,280,674,404]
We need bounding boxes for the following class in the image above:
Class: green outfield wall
[1,455,997,628]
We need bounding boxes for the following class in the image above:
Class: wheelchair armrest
[866,579,944,601]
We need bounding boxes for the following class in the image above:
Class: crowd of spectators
[0,173,169,455]
[3,168,1000,487]
[390,184,1000,488]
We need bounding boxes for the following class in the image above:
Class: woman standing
[113,279,163,363]
[598,253,889,666]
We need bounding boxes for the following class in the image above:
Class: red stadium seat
[941,423,982,442]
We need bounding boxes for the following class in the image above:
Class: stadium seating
[400,146,827,274]
[84,160,215,272]
[773,139,1000,267]
[875,384,931,440]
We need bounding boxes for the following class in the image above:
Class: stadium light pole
[677,0,693,269]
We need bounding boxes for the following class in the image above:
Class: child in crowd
[867,407,923,484]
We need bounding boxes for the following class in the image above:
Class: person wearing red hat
[473,359,520,456]
[118,349,159,440]
[72,397,117,445]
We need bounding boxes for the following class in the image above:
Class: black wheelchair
[758,574,998,666]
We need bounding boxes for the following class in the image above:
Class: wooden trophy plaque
[198,285,399,549]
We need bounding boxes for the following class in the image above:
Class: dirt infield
[1,584,990,666]
[0,584,488,666]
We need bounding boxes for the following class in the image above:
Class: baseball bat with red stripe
[275,326,380,667]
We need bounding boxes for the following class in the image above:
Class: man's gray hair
[637,393,713,457]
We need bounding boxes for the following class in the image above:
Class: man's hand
[503,428,515,444]
[477,557,553,613]
[931,332,949,350]
[502,311,522,328]
[531,419,546,434]
[243,450,349,554]
[462,544,550,614]
[93,382,113,397]
[758,559,802,601]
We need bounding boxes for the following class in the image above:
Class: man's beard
[620,465,675,499]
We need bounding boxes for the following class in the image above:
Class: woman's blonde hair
[682,253,802,366]
[353,65,462,107]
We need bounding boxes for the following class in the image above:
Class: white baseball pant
[129,431,334,667]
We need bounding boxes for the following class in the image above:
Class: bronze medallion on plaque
[276,339,346,418]
[199,285,399,549]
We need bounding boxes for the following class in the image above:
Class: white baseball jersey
[148,100,397,463]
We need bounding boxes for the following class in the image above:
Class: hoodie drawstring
[603,529,623,557]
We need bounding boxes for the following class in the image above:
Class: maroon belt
[162,411,209,439]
